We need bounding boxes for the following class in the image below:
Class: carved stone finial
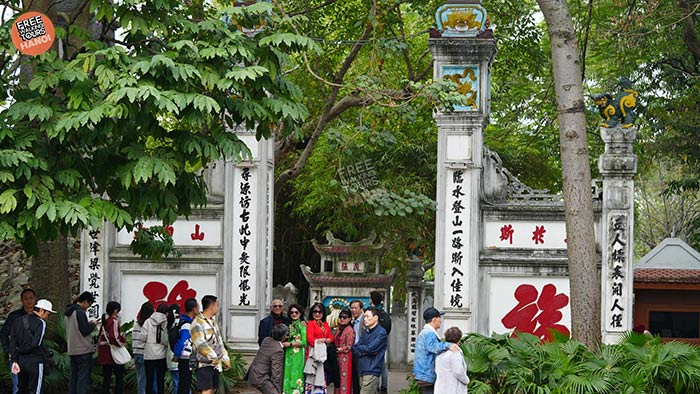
[435,2,489,38]
[591,78,639,128]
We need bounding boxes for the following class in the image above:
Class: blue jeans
[69,353,93,394]
[170,370,179,393]
[10,362,18,394]
[134,354,147,394]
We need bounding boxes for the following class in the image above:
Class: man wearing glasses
[257,299,291,345]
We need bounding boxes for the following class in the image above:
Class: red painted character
[501,283,570,342]
[143,280,197,313]
[191,224,205,241]
[499,224,514,244]
[532,225,546,245]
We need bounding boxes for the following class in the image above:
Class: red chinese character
[501,283,570,342]
[165,225,174,236]
[341,262,348,271]
[532,225,546,245]
[499,224,514,244]
[353,262,360,271]
[191,224,205,241]
[143,280,197,313]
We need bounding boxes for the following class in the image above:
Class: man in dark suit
[257,299,291,345]
[248,324,288,394]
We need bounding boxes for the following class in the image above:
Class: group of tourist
[0,289,229,394]
[0,288,55,394]
[248,291,392,394]
[1,287,469,394]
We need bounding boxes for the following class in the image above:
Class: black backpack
[168,320,185,352]
[378,309,392,334]
[17,315,37,354]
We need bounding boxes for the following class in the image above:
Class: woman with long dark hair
[97,301,127,394]
[306,303,333,394]
[133,302,154,394]
[334,309,355,394]
[283,304,306,394]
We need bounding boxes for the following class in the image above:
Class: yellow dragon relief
[444,67,478,109]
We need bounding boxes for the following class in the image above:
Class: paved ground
[234,369,412,393]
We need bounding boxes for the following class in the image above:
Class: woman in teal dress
[283,304,307,394]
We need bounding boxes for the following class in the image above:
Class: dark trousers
[145,359,167,394]
[352,354,360,394]
[102,364,125,394]
[17,357,44,394]
[177,359,192,394]
[69,353,93,394]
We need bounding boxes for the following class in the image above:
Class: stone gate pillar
[225,130,275,351]
[599,126,637,344]
[430,1,496,332]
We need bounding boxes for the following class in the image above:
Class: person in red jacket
[306,303,333,349]
[306,303,334,393]
[97,301,127,394]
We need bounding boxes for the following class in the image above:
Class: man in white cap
[9,299,55,394]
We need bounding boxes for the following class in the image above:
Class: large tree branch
[274,93,376,194]
[274,19,374,194]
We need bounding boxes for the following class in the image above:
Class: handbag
[102,323,132,365]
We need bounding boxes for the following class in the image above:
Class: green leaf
[225,65,268,82]
[0,170,14,183]
[0,189,18,214]
[192,95,220,113]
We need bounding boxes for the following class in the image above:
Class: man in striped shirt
[190,295,229,394]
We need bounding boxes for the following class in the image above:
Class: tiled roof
[635,269,700,284]
[300,265,396,287]
[635,238,700,269]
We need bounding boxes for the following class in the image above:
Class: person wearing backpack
[142,303,168,394]
[97,301,127,394]
[65,291,97,394]
[9,299,56,394]
[173,298,198,394]
[166,304,181,394]
[0,288,36,394]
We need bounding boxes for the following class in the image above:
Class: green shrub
[461,332,700,394]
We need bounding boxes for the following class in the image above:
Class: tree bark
[537,0,600,347]
[32,234,71,307]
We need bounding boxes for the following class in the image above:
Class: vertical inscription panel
[231,166,257,307]
[443,169,470,310]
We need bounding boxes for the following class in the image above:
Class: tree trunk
[21,0,92,308]
[32,235,71,307]
[537,0,600,347]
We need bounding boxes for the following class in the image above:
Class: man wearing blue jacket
[353,307,387,394]
[173,298,198,394]
[412,307,460,394]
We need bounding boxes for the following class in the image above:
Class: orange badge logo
[10,11,55,56]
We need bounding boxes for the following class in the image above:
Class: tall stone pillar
[430,1,496,332]
[225,130,275,351]
[599,126,637,344]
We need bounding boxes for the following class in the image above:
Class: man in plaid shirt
[190,295,230,394]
